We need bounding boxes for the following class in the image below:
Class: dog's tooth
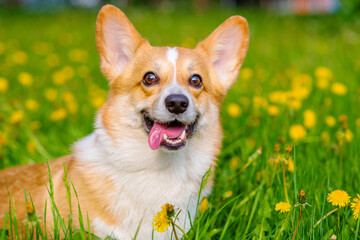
[180,130,186,140]
[163,133,168,140]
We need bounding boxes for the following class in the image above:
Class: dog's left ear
[96,5,148,82]
[196,16,249,91]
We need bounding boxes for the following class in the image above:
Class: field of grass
[0,4,360,239]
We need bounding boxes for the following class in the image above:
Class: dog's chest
[92,164,206,240]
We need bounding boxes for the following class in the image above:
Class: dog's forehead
[146,46,200,73]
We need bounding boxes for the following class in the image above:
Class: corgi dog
[0,5,248,239]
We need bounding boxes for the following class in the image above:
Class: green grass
[1,5,360,239]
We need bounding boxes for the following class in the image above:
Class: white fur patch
[166,47,178,83]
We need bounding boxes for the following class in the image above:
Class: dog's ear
[96,5,147,82]
[196,16,249,91]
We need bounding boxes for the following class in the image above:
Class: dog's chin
[142,112,198,151]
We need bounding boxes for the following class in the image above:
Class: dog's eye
[189,74,202,88]
[143,72,159,86]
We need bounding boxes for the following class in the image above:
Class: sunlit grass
[0,5,359,239]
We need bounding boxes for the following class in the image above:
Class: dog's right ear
[96,5,147,83]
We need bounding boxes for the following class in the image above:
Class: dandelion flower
[12,51,28,64]
[327,190,350,208]
[240,67,253,80]
[331,82,347,96]
[289,124,307,141]
[25,99,39,111]
[50,108,67,121]
[44,88,58,101]
[18,72,33,86]
[267,105,279,116]
[0,77,8,92]
[227,103,241,118]
[303,110,316,129]
[11,110,24,124]
[152,204,173,233]
[315,66,333,79]
[199,198,209,214]
[275,202,291,213]
[351,194,360,220]
[325,116,336,127]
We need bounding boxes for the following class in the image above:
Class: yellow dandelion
[287,158,294,172]
[331,82,347,96]
[223,191,233,199]
[11,110,24,124]
[18,72,33,86]
[230,156,240,170]
[325,116,336,127]
[0,132,7,146]
[44,88,58,101]
[336,129,354,143]
[303,110,316,129]
[344,129,354,142]
[356,118,360,128]
[275,202,291,213]
[327,190,350,208]
[227,103,241,118]
[152,204,171,233]
[0,77,8,92]
[269,91,287,104]
[62,66,75,79]
[92,96,106,109]
[268,105,279,116]
[12,50,28,64]
[351,194,360,220]
[50,108,67,121]
[315,66,333,79]
[289,124,307,141]
[68,49,88,63]
[321,131,331,144]
[240,67,254,80]
[52,70,68,85]
[25,99,39,112]
[253,96,268,110]
[199,198,209,214]
[66,101,78,114]
[287,98,302,111]
[26,141,36,154]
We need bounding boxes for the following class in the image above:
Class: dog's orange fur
[0,5,248,238]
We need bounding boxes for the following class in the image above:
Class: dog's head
[95,5,249,151]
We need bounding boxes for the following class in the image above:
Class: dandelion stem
[283,163,289,203]
[173,222,190,240]
[355,216,360,240]
[337,207,340,230]
[314,208,338,228]
[171,221,179,240]
[291,207,303,240]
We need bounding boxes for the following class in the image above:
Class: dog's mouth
[143,112,197,151]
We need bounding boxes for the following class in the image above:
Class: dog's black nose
[165,94,189,114]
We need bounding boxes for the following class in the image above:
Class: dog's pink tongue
[148,123,185,150]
